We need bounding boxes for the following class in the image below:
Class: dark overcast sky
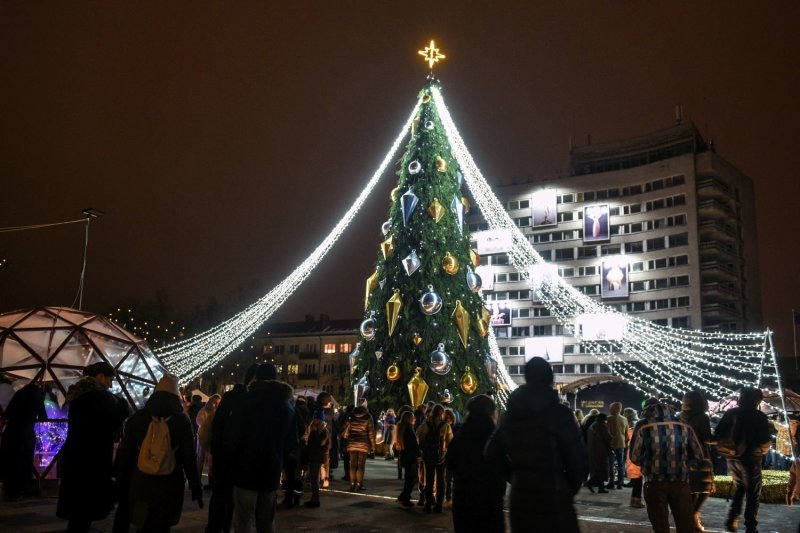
[2,3,799,357]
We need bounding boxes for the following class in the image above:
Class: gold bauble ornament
[407,367,429,407]
[470,249,480,267]
[452,300,470,349]
[460,365,478,395]
[386,289,402,336]
[412,333,423,346]
[364,271,379,311]
[381,236,394,260]
[476,317,489,337]
[386,362,401,382]
[422,93,431,104]
[442,251,460,275]
[391,186,402,202]
[461,196,471,214]
[427,198,445,223]
[435,156,447,173]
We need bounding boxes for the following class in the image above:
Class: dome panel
[0,309,33,328]
[85,332,133,367]
[50,331,99,368]
[14,329,70,361]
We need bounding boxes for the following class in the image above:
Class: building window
[630,281,646,292]
[507,365,524,376]
[533,325,551,336]
[601,244,621,256]
[578,246,598,259]
[511,327,530,337]
[323,344,336,354]
[552,364,564,373]
[287,364,299,375]
[563,345,575,354]
[646,237,666,251]
[507,346,526,356]
[533,307,551,317]
[558,212,575,222]
[624,241,644,254]
[631,261,644,272]
[514,216,531,227]
[339,343,353,353]
[626,301,646,312]
[672,316,690,329]
[511,308,531,319]
[555,248,575,261]
[274,345,285,355]
[288,344,299,354]
[669,233,689,247]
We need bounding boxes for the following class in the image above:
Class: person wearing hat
[485,357,587,533]
[57,362,130,532]
[114,373,203,531]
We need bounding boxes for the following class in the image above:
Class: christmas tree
[353,42,493,410]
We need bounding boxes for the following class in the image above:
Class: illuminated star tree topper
[418,39,446,72]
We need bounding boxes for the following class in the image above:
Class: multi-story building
[255,314,358,398]
[469,123,761,394]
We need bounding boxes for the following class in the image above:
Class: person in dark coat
[587,413,613,493]
[206,363,258,533]
[224,364,297,533]
[56,362,130,533]
[0,381,46,501]
[485,357,587,533]
[187,395,204,437]
[338,405,354,482]
[394,410,420,507]
[446,395,505,533]
[282,395,309,508]
[303,408,330,508]
[715,387,775,533]
[678,390,714,532]
[114,374,203,532]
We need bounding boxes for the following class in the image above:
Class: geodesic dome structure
[0,306,167,409]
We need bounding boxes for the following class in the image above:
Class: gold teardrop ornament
[411,114,421,135]
[428,198,445,223]
[452,300,470,349]
[412,333,423,346]
[364,271,379,311]
[386,289,402,336]
[476,317,489,337]
[381,236,394,260]
[391,186,402,202]
[481,306,492,325]
[422,93,431,104]
[407,367,429,407]
[470,249,480,267]
[435,156,448,173]
[460,365,478,395]
[461,196,471,214]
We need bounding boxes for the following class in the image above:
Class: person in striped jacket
[630,398,703,533]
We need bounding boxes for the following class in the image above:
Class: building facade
[254,314,358,398]
[469,123,761,390]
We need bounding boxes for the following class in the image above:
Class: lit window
[339,343,353,353]
[323,343,336,354]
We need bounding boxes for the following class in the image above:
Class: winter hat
[155,374,181,397]
[255,363,277,381]
[84,361,116,377]
[466,394,496,417]
[524,357,554,386]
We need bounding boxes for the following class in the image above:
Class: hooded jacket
[115,390,201,528]
[713,389,774,460]
[224,379,298,491]
[485,383,587,530]
[343,406,376,454]
[678,391,714,493]
[607,402,629,449]
[631,402,703,482]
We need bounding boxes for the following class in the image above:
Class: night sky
[2,4,799,359]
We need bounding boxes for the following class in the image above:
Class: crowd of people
[0,357,797,533]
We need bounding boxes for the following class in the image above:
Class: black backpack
[422,421,444,463]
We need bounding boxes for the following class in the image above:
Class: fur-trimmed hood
[247,379,293,400]
[66,376,107,402]
[609,402,622,415]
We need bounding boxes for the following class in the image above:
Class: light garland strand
[158,99,423,381]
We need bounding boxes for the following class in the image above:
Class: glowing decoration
[386,289,403,336]
[429,343,452,375]
[460,366,478,395]
[360,316,377,341]
[418,39,446,71]
[407,367,429,407]
[400,188,419,226]
[381,219,392,236]
[354,371,370,406]
[380,235,394,259]
[386,362,401,382]
[365,271,379,310]
[425,120,434,130]
[435,156,448,173]
[402,250,422,276]
[452,300,470,349]
[419,285,443,315]
[428,198,446,223]
[442,252,459,275]
[408,160,422,175]
[465,266,482,293]
[450,196,464,234]
[411,333,423,346]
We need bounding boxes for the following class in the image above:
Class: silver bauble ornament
[429,343,452,376]
[402,249,422,276]
[466,266,483,293]
[418,285,443,315]
[408,160,422,174]
[360,316,376,340]
[456,170,463,187]
[425,120,434,130]
[381,219,392,236]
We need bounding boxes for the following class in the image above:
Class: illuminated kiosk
[0,306,167,478]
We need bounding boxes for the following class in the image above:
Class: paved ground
[1,459,799,532]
